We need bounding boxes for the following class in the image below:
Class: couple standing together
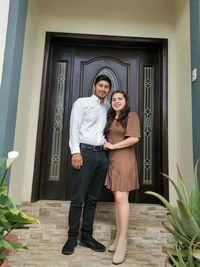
[62,74,140,265]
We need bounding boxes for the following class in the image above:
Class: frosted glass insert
[49,62,67,181]
[143,66,154,185]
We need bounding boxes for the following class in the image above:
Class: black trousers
[68,148,108,240]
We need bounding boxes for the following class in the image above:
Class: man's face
[94,80,110,100]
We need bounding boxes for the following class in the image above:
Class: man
[62,74,112,255]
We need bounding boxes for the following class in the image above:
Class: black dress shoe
[79,237,106,252]
[62,238,77,255]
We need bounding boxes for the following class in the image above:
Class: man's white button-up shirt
[69,95,108,154]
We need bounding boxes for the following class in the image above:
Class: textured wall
[0,0,28,161]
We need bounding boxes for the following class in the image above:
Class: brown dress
[105,112,140,192]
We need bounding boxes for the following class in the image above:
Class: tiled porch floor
[8,201,172,267]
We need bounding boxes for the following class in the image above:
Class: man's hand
[71,153,83,169]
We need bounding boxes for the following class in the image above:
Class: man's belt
[80,143,104,151]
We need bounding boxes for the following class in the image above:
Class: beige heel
[108,233,119,252]
[112,239,127,265]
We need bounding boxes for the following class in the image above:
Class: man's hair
[95,74,112,89]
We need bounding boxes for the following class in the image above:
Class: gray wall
[190,0,200,176]
[0,0,28,157]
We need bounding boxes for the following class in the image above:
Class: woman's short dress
[105,112,141,192]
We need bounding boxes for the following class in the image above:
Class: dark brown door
[32,33,168,203]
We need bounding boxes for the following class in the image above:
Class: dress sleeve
[125,112,141,138]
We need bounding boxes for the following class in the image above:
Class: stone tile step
[22,201,167,222]
[9,240,167,267]
[18,201,169,243]
[7,201,170,267]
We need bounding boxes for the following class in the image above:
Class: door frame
[31,32,168,202]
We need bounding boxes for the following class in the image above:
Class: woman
[104,90,140,265]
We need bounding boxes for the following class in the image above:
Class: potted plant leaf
[145,162,200,267]
[0,151,40,266]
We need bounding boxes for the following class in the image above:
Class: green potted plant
[145,162,200,267]
[0,151,39,266]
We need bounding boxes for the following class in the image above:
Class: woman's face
[111,93,126,112]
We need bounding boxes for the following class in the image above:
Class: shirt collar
[91,94,104,105]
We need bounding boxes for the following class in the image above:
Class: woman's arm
[103,137,139,150]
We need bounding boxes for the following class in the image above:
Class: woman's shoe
[112,239,127,265]
[108,233,119,252]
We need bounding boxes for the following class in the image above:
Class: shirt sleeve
[69,99,84,154]
[125,112,141,138]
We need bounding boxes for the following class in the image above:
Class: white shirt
[69,95,108,154]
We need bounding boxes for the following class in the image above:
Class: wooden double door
[32,33,168,203]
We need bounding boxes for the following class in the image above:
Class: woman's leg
[112,191,130,264]
[115,191,130,239]
[108,193,120,252]
[114,198,120,232]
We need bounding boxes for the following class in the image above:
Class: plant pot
[0,258,8,267]
[164,257,172,267]
[4,233,18,256]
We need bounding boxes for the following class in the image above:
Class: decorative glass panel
[143,66,154,185]
[49,62,67,181]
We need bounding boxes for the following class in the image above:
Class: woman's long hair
[105,90,130,136]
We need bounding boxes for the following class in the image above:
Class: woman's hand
[104,137,139,151]
[103,142,115,150]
